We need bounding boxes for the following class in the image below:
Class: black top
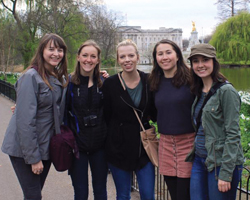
[155,77,195,135]
[194,92,207,158]
[66,75,107,153]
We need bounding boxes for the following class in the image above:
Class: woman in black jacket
[65,40,108,200]
[102,39,156,200]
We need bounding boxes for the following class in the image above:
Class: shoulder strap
[64,75,80,133]
[195,81,230,130]
[118,72,126,90]
[69,80,80,134]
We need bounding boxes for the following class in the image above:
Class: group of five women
[1,33,244,200]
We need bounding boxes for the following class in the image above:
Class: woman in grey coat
[1,33,69,200]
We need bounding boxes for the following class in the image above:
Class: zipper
[212,142,218,180]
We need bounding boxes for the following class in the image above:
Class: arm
[102,80,112,125]
[218,86,241,189]
[16,72,41,165]
[100,70,109,79]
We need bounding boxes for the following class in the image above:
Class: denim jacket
[186,83,244,182]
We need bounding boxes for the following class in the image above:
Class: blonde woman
[102,39,156,200]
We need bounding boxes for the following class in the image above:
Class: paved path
[0,95,140,200]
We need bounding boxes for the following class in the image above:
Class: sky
[103,0,219,39]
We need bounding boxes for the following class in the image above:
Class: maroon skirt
[159,132,195,178]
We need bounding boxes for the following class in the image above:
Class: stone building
[118,26,183,64]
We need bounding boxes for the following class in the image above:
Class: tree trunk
[232,0,234,16]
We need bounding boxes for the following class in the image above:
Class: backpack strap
[195,81,230,130]
[64,75,80,134]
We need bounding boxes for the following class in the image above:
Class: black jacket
[65,75,107,154]
[102,70,156,171]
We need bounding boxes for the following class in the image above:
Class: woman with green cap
[186,43,244,200]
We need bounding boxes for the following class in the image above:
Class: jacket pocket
[38,84,51,106]
[203,104,221,114]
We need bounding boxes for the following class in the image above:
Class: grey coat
[1,68,67,164]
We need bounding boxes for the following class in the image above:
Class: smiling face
[43,40,64,71]
[117,45,139,73]
[77,45,99,76]
[191,55,214,80]
[156,43,178,78]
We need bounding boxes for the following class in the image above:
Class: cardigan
[102,70,156,171]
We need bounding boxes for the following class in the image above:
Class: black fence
[131,166,250,199]
[0,80,16,102]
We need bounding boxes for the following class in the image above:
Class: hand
[100,70,109,79]
[31,161,44,175]
[11,104,16,113]
[218,179,231,192]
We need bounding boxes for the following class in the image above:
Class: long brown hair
[71,40,103,88]
[190,57,227,96]
[149,39,192,91]
[28,33,69,89]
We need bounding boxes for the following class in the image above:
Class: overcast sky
[103,0,219,39]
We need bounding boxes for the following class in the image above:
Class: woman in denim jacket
[186,43,244,200]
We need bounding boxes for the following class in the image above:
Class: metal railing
[0,80,16,102]
[131,166,250,200]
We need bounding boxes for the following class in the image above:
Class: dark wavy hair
[71,40,103,88]
[28,33,69,89]
[149,39,192,91]
[189,57,227,96]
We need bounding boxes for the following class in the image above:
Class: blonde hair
[116,39,139,61]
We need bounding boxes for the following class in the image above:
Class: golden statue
[192,21,196,32]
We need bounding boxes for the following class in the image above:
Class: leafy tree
[85,3,123,62]
[38,0,89,70]
[0,9,18,80]
[1,0,46,68]
[210,12,250,65]
[1,0,122,70]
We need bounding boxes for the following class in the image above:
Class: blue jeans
[9,156,51,200]
[190,155,242,200]
[108,162,155,200]
[69,150,108,200]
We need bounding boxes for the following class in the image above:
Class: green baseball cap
[188,43,216,60]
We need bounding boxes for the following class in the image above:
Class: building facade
[118,26,183,64]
